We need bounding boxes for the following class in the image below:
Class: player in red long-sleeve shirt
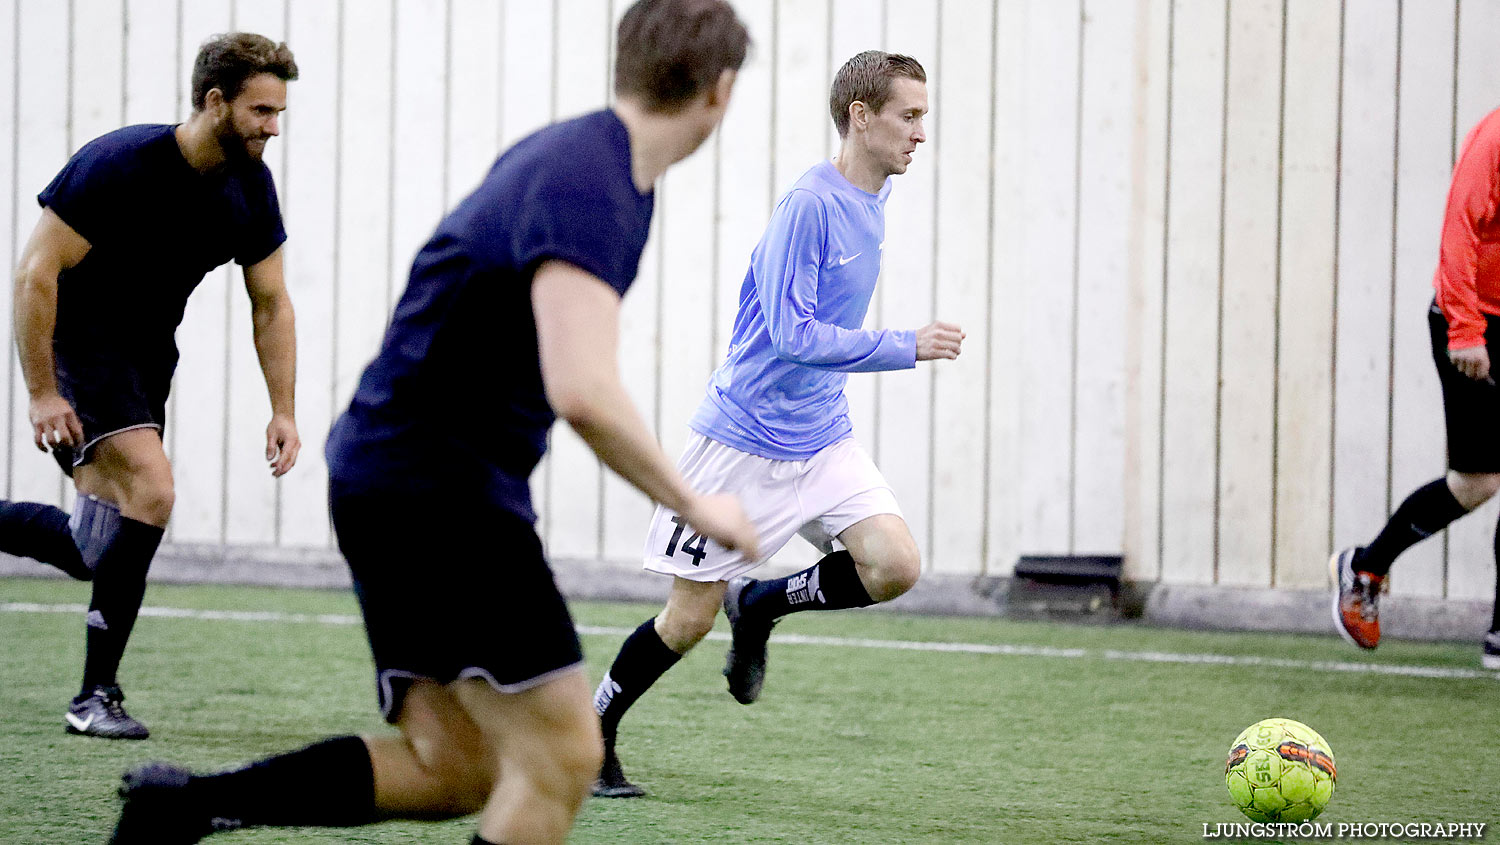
[1331,106,1500,667]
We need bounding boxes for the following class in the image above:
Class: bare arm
[13,208,90,451]
[243,247,300,476]
[532,260,759,558]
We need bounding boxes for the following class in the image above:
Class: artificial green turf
[1,576,1496,844]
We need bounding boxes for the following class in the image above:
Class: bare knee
[377,685,497,817]
[861,543,921,602]
[127,471,174,526]
[1449,471,1500,510]
[400,731,494,815]
[76,431,175,526]
[655,578,727,652]
[655,603,716,652]
[83,460,174,526]
[838,515,922,602]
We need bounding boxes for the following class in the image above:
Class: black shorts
[50,347,171,475]
[329,480,585,723]
[1428,302,1500,472]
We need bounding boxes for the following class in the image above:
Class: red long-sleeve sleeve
[1433,106,1500,349]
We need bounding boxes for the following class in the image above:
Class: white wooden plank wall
[1121,0,1171,583]
[1388,3,1456,600]
[1273,0,1340,589]
[1016,0,1082,564]
[929,0,991,575]
[2,0,1498,603]
[1159,0,1225,586]
[1072,0,1132,560]
[985,0,1028,579]
[1217,0,1279,589]
[1331,0,1399,592]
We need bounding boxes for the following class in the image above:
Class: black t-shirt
[37,124,287,368]
[325,109,655,521]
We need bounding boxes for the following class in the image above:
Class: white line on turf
[4,601,1496,681]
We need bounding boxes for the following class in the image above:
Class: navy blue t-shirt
[325,109,654,521]
[38,124,286,368]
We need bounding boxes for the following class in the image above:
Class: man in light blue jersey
[592,50,964,797]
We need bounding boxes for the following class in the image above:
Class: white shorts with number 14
[642,431,902,583]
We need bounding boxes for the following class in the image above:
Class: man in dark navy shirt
[4,33,300,740]
[111,2,757,843]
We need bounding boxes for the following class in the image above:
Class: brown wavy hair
[191,32,298,111]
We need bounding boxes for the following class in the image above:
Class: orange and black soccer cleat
[1330,547,1384,649]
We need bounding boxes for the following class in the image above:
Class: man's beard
[215,117,262,166]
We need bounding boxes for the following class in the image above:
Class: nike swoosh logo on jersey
[837,253,861,266]
[66,711,95,732]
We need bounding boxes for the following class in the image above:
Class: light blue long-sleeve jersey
[689,159,917,460]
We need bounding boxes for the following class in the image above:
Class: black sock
[78,515,163,695]
[0,500,89,580]
[595,618,681,743]
[739,551,874,622]
[1492,515,1500,634]
[1356,479,1469,576]
[188,736,377,828]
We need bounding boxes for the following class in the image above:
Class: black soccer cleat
[592,743,646,798]
[110,762,224,844]
[722,576,776,705]
[1483,631,1500,671]
[67,685,149,740]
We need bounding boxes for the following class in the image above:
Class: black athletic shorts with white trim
[329,480,585,723]
[1428,301,1500,473]
[50,346,172,476]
